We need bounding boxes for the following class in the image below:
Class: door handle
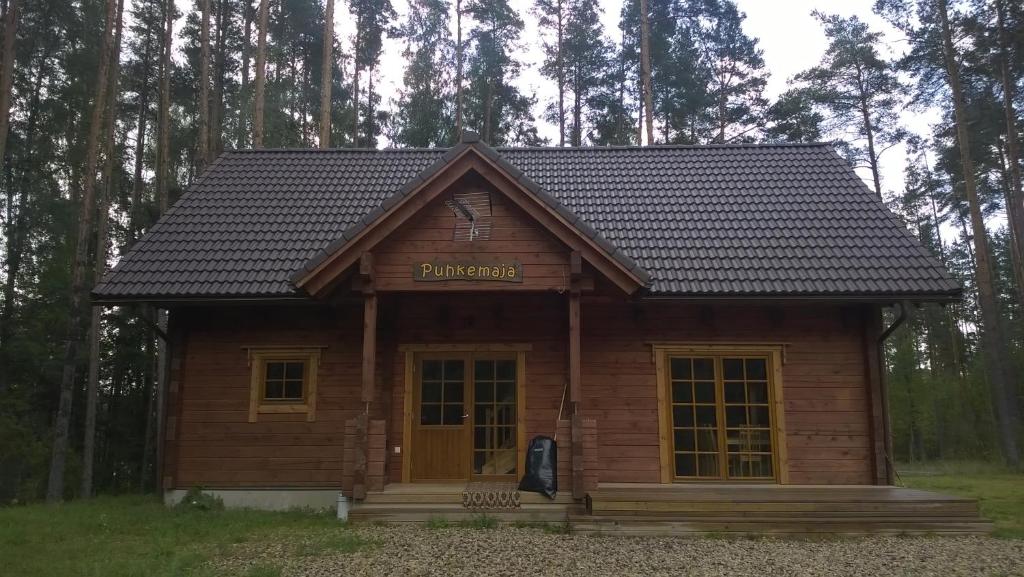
[462,414,470,419]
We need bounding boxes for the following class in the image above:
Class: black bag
[518,435,557,499]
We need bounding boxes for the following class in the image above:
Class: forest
[0,0,1021,503]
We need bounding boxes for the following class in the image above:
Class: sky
[174,0,941,200]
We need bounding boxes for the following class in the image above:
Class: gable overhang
[291,141,650,298]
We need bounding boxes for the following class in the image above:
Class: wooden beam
[362,293,377,404]
[863,304,889,485]
[569,292,581,406]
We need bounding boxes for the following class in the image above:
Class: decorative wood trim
[397,343,532,352]
[401,351,414,483]
[362,292,378,403]
[648,342,789,364]
[568,292,581,406]
[770,349,789,484]
[655,351,671,483]
[246,347,322,423]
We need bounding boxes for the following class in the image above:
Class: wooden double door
[409,352,522,482]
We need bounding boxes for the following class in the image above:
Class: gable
[291,141,649,297]
[371,172,572,292]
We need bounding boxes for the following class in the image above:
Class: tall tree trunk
[638,0,654,145]
[319,0,334,148]
[856,68,883,198]
[937,0,1021,468]
[556,0,565,146]
[238,1,252,148]
[157,0,173,212]
[351,17,362,147]
[0,0,18,171]
[83,0,124,498]
[198,0,210,169]
[46,0,120,503]
[455,0,463,140]
[211,0,227,157]
[572,65,582,146]
[253,0,268,148]
[995,0,1024,304]
[129,31,152,244]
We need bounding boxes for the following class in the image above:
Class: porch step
[350,502,582,523]
[580,484,991,535]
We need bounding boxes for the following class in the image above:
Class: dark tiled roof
[93,142,961,300]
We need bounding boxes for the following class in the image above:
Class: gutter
[877,301,911,485]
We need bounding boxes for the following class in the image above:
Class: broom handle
[553,381,568,442]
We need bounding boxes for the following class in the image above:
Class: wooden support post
[568,251,585,498]
[353,253,375,499]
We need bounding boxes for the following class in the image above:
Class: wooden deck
[348,482,991,535]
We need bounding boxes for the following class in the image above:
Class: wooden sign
[414,261,523,282]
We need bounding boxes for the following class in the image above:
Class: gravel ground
[215,525,1024,577]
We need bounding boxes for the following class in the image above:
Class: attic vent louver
[445,191,492,242]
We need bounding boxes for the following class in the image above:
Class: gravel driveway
[218,524,1024,577]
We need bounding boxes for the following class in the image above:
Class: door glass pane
[722,357,773,479]
[473,359,517,475]
[668,357,719,478]
[420,358,464,425]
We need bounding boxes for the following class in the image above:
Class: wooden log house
[93,133,990,533]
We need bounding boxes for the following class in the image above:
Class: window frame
[247,347,322,423]
[653,344,788,484]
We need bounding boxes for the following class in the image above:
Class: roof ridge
[219,142,833,154]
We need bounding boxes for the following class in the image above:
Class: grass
[0,494,369,577]
[425,513,499,529]
[899,461,1024,539]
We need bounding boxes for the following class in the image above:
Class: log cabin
[92,133,990,533]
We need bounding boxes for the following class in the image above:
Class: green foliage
[425,515,451,529]
[0,495,369,577]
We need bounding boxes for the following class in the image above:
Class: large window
[659,349,783,481]
[247,348,321,422]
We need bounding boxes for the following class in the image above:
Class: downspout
[877,301,910,485]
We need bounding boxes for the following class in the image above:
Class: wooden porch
[349,482,991,535]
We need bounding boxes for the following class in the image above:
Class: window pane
[444,381,464,402]
[475,381,493,403]
[670,358,691,380]
[475,405,491,423]
[495,426,515,449]
[495,381,515,403]
[444,360,464,380]
[746,359,767,380]
[723,358,743,380]
[264,380,284,399]
[675,453,696,477]
[750,406,770,426]
[747,381,768,403]
[695,406,717,427]
[496,404,516,426]
[697,453,719,477]
[284,362,303,380]
[283,380,303,399]
[693,358,714,380]
[421,381,442,403]
[443,404,464,425]
[420,404,442,425]
[724,382,745,403]
[266,362,284,380]
[494,450,515,475]
[694,381,715,403]
[726,406,747,427]
[422,360,442,380]
[473,451,487,473]
[672,382,692,403]
[674,429,695,452]
[474,360,493,380]
[696,428,718,451]
[672,406,694,427]
[495,360,516,381]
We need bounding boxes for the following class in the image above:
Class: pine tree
[564,0,611,146]
[794,12,905,197]
[47,0,121,503]
[198,0,211,168]
[253,0,268,147]
[464,0,541,145]
[392,0,455,147]
[349,0,394,147]
[535,0,567,145]
[319,0,334,148]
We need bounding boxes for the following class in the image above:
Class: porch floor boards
[348,483,992,534]
[578,483,992,535]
